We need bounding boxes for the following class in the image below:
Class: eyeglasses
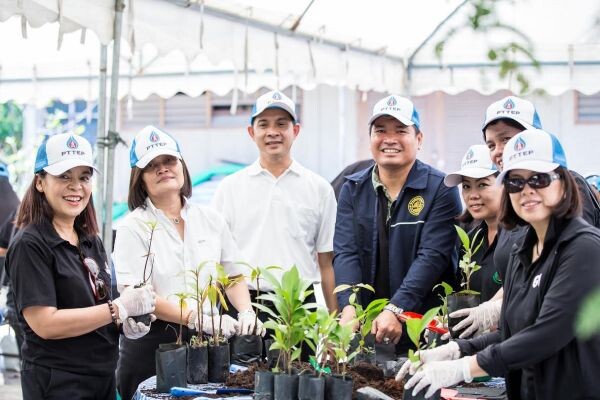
[143,156,178,173]
[80,254,108,301]
[504,172,561,194]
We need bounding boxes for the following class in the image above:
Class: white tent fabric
[1,0,600,105]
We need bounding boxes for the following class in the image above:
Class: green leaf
[333,284,352,294]
[356,283,375,293]
[349,293,356,305]
[576,288,600,339]
[455,225,470,249]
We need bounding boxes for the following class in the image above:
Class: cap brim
[444,167,497,187]
[368,112,415,127]
[43,159,99,176]
[482,116,535,132]
[251,103,297,121]
[496,160,560,184]
[135,149,182,169]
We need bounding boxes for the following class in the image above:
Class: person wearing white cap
[334,94,462,350]
[451,96,600,342]
[114,125,260,400]
[5,133,156,400]
[398,129,600,400]
[212,90,338,319]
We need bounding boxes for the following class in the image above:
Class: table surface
[134,376,253,400]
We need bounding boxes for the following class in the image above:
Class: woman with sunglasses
[114,126,259,400]
[5,134,156,400]
[397,129,600,399]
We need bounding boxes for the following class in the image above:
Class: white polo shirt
[113,198,242,311]
[212,159,337,291]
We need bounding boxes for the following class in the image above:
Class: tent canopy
[1,0,600,105]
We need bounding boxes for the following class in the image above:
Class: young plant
[455,225,483,295]
[330,322,359,378]
[137,220,159,286]
[433,281,454,327]
[205,264,240,345]
[302,308,338,377]
[256,266,316,374]
[333,283,388,355]
[169,292,189,346]
[406,307,440,368]
[237,262,281,335]
[186,261,211,346]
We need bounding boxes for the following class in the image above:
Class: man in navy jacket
[334,95,461,351]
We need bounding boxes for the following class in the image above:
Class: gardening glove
[450,298,502,339]
[114,284,156,320]
[122,314,156,339]
[237,309,266,336]
[198,314,239,339]
[405,357,473,398]
[396,341,460,381]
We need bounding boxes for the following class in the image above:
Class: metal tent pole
[96,45,108,231]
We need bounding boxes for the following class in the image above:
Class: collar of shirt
[246,158,303,178]
[38,219,93,249]
[143,196,190,222]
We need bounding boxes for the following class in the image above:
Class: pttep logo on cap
[482,96,542,132]
[368,95,420,130]
[34,133,96,175]
[444,144,498,187]
[130,125,182,168]
[250,90,297,124]
[496,129,568,182]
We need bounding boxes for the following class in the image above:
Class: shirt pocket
[287,205,319,240]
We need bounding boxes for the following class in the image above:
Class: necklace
[172,217,180,224]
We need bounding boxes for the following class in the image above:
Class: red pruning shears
[398,311,448,335]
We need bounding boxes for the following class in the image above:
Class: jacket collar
[347,159,429,190]
[516,217,590,257]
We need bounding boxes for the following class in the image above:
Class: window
[576,92,600,123]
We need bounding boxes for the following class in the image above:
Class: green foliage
[455,225,483,294]
[186,260,212,346]
[204,264,239,345]
[0,101,23,155]
[330,322,360,377]
[257,266,316,374]
[576,288,600,339]
[169,292,189,346]
[433,281,454,325]
[238,262,281,335]
[406,307,440,365]
[302,308,338,376]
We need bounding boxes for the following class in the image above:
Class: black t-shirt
[6,220,118,375]
[466,221,502,302]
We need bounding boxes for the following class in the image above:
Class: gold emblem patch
[408,195,425,216]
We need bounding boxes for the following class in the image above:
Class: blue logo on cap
[272,92,282,100]
[67,136,79,149]
[514,137,526,151]
[387,96,397,107]
[149,131,160,143]
[504,99,515,110]
[466,149,474,160]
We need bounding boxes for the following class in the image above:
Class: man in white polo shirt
[212,90,338,313]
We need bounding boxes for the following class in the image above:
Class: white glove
[237,310,266,336]
[114,285,156,320]
[450,298,502,339]
[396,342,460,381]
[194,314,239,339]
[405,357,473,398]
[122,314,156,339]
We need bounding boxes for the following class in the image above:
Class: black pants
[224,288,317,362]
[116,319,193,400]
[21,360,115,400]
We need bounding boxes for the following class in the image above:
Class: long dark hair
[127,159,192,211]
[17,172,99,236]
[500,167,581,229]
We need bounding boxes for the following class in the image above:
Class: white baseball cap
[130,125,182,168]
[368,95,420,130]
[444,144,498,187]
[250,90,297,123]
[34,134,97,175]
[482,96,542,132]
[496,129,567,183]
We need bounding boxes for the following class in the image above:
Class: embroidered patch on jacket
[408,195,425,216]
[532,273,542,288]
[492,271,502,285]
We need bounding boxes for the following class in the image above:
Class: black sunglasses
[79,253,108,301]
[504,172,561,194]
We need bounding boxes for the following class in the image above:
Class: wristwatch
[383,304,404,319]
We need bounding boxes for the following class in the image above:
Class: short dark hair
[17,171,99,236]
[500,167,581,229]
[483,118,525,140]
[127,159,192,211]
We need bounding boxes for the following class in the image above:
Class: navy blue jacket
[333,160,462,312]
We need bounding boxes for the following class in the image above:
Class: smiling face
[461,175,502,223]
[248,108,299,163]
[507,169,564,229]
[141,154,185,200]
[36,166,93,224]
[484,120,524,170]
[370,115,422,172]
